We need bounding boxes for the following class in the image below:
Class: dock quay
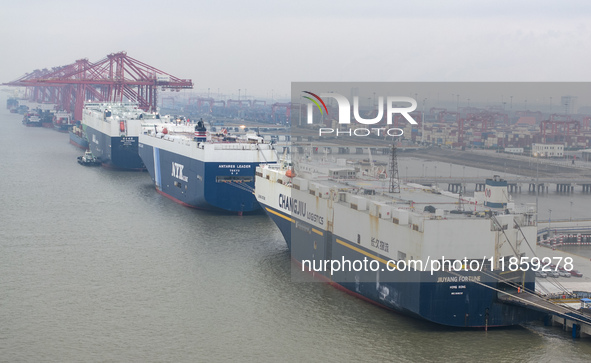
[537,219,591,242]
[508,241,591,338]
[499,291,591,338]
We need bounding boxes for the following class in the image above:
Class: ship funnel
[194,118,207,142]
[484,175,509,208]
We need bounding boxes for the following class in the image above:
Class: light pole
[299,95,302,126]
[570,201,573,221]
[535,156,539,225]
[449,163,452,178]
[548,209,552,232]
[422,98,426,144]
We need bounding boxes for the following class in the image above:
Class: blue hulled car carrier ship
[255,157,545,328]
[82,103,160,170]
[138,120,278,214]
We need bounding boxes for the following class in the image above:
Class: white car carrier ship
[255,153,545,327]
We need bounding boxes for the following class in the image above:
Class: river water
[1,98,591,362]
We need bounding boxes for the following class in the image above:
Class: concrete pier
[447,183,464,193]
[556,183,574,193]
[404,177,591,195]
[508,183,520,193]
[551,314,591,338]
[517,238,591,338]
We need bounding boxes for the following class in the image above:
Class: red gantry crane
[4,51,193,120]
[539,114,580,143]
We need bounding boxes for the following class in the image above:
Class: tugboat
[22,111,42,127]
[77,151,101,166]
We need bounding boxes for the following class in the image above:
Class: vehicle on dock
[536,271,548,278]
[570,269,583,277]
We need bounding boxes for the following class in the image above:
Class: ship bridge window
[216,176,253,183]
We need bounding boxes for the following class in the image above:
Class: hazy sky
[1,0,590,99]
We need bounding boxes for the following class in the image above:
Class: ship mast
[389,143,400,193]
[457,191,464,211]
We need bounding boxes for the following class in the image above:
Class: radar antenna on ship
[388,143,400,193]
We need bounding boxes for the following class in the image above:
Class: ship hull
[53,123,71,133]
[69,131,89,150]
[138,142,263,213]
[86,126,144,170]
[23,118,42,127]
[261,204,543,327]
